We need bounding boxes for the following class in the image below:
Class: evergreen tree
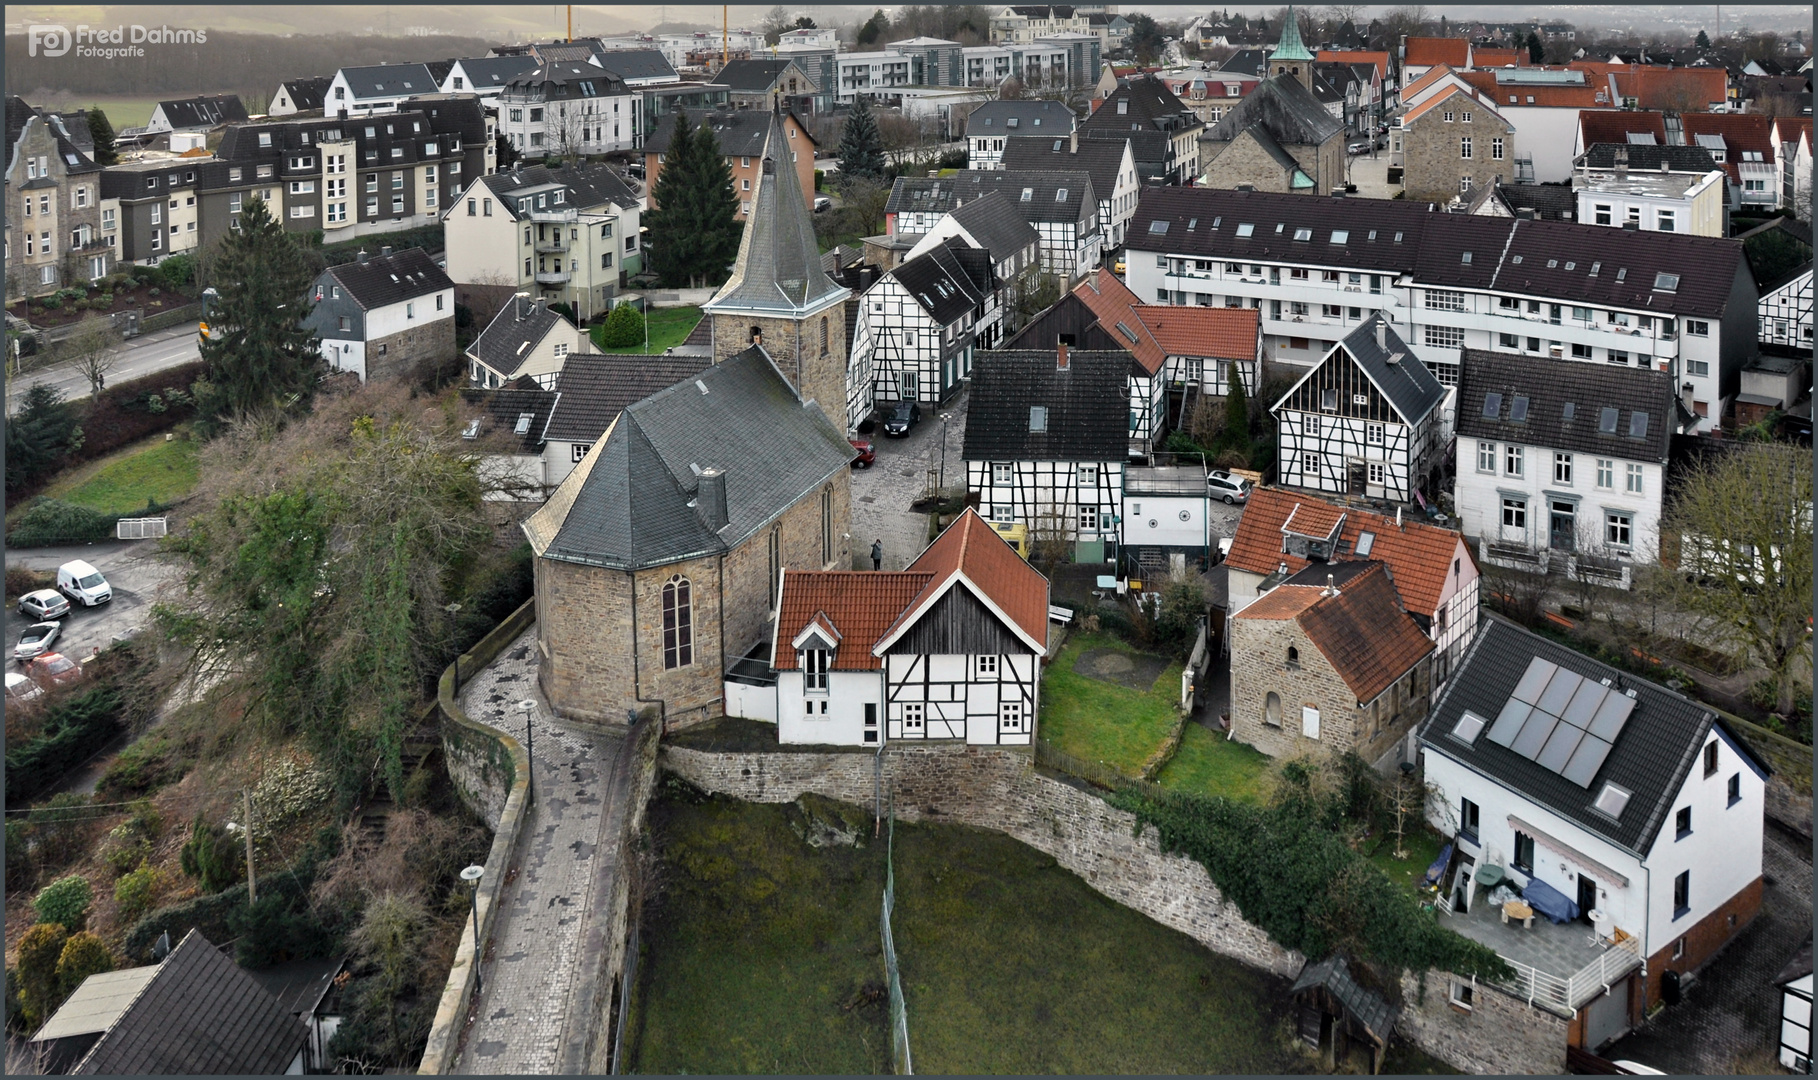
[4,384,83,493]
[55,933,114,1000]
[857,10,889,46]
[645,117,701,287]
[85,109,117,166]
[195,196,322,428]
[689,121,743,284]
[1224,363,1250,443]
[837,94,887,183]
[1525,31,1544,64]
[1695,29,1711,49]
[495,132,519,171]
[645,119,741,289]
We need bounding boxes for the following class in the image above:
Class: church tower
[1268,5,1316,93]
[702,106,851,424]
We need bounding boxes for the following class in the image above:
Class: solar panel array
[1484,657,1636,787]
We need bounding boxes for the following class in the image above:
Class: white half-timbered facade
[1273,317,1447,504]
[769,509,1050,747]
[851,238,992,410]
[1758,265,1813,347]
[905,191,1043,351]
[964,347,1130,563]
[885,171,1102,282]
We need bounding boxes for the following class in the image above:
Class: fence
[115,517,167,540]
[1033,739,1172,803]
[881,801,912,1075]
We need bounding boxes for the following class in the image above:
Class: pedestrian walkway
[452,628,627,1076]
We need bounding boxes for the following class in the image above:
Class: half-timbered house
[964,345,1129,563]
[904,191,1041,350]
[1758,262,1813,348]
[769,508,1050,747]
[850,238,994,411]
[884,170,1102,281]
[1272,316,1447,504]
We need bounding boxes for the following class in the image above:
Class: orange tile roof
[1226,488,1471,619]
[1280,498,1346,540]
[893,507,1050,651]
[1317,50,1390,79]
[1458,71,1610,108]
[1232,582,1325,621]
[1134,305,1260,364]
[775,572,935,670]
[1404,37,1471,68]
[1295,563,1435,703]
[1399,64,1460,101]
[1682,112,1778,183]
[1402,85,1485,125]
[1579,109,1667,147]
[1471,48,1528,69]
[1074,269,1165,374]
[1612,67,1728,112]
[1774,116,1813,148]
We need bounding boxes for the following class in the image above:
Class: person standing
[871,539,883,571]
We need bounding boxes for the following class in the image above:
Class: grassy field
[68,97,164,131]
[10,433,198,523]
[1037,633,1186,777]
[1156,722,1276,804]
[590,305,700,354]
[1367,825,1446,894]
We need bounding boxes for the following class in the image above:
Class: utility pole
[723,4,729,68]
[567,4,573,43]
[242,788,258,904]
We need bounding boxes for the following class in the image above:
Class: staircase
[351,723,442,851]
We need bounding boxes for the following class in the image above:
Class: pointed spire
[1270,4,1314,62]
[702,108,846,318]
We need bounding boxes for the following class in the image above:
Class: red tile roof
[774,572,935,670]
[1458,71,1610,108]
[1135,305,1260,364]
[890,508,1050,651]
[1281,498,1346,540]
[1073,269,1165,374]
[1232,582,1325,620]
[1404,37,1471,68]
[1774,116,1813,150]
[1226,488,1471,619]
[1681,112,1778,184]
[1612,67,1729,112]
[1579,109,1668,148]
[1399,64,1460,101]
[1403,85,1492,126]
[1317,50,1390,79]
[1295,563,1435,703]
[1471,48,1528,69]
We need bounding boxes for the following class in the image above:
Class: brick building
[642,107,817,220]
[1199,74,1345,195]
[1399,86,1518,203]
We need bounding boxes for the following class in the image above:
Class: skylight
[514,413,534,435]
[1029,405,1048,432]
[1021,187,1033,201]
[1594,782,1632,819]
[1187,218,1198,230]
[1565,261,1576,270]
[1331,230,1349,243]
[1368,230,1377,240]
[1509,396,1529,422]
[1589,261,1601,276]
[1355,531,1375,556]
[1394,232,1404,242]
[1451,710,1488,745]
[1293,227,1312,241]
[1512,255,1523,264]
[1547,259,1557,268]
[1116,322,1138,343]
[1562,402,1575,421]
[1461,251,1473,264]
[1615,267,1628,282]
[1629,412,1649,438]
[1599,407,1619,433]
[1056,188,1068,201]
[1654,272,1679,291]
[1482,392,1502,418]
[1149,219,1169,234]
[1235,223,1254,237]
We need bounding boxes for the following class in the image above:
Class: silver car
[17,589,71,620]
[14,622,61,662]
[1207,471,1252,505]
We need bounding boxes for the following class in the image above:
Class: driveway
[850,389,968,571]
[5,541,178,664]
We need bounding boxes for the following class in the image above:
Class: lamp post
[516,699,537,805]
[937,412,953,495]
[460,864,486,995]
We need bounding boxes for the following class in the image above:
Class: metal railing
[1490,932,1643,1016]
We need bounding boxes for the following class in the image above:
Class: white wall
[365,291,454,341]
[778,668,881,744]
[883,651,1037,745]
[1639,727,1765,955]
[1496,105,1589,183]
[445,179,524,285]
[1453,438,1664,563]
[1121,492,1211,550]
[322,339,367,380]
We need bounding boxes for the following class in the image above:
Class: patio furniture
[1501,899,1535,929]
[1473,864,1508,889]
[1588,909,1611,949]
[1520,876,1580,924]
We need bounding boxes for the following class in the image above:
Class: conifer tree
[688,120,743,285]
[646,118,742,288]
[645,115,702,287]
[194,197,322,428]
[85,109,117,166]
[837,94,887,183]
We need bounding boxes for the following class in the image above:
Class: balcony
[1479,538,1552,574]
[1440,896,1644,1017]
[529,207,578,224]
[534,236,569,253]
[533,268,571,285]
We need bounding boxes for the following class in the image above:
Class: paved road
[5,541,179,665]
[8,322,201,414]
[850,389,968,572]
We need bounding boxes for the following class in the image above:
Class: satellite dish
[153,930,172,960]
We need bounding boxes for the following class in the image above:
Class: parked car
[849,438,875,468]
[881,401,922,437]
[626,162,645,179]
[24,652,82,688]
[6,671,44,705]
[17,588,71,620]
[14,622,61,663]
[1348,139,1372,155]
[814,195,833,213]
[1207,470,1252,504]
[57,559,111,607]
[1113,256,1127,274]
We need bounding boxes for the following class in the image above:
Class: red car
[849,439,875,469]
[25,652,82,689]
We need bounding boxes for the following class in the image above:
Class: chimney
[1396,506,1404,529]
[1622,221,1639,230]
[1332,187,1346,198]
[535,296,548,308]
[380,245,393,257]
[1681,381,1696,414]
[1056,340,1069,370]
[1615,146,1629,177]
[696,468,729,532]
[1374,320,1387,351]
[1322,573,1337,597]
[356,249,369,264]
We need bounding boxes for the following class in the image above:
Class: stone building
[1199,74,1345,194]
[302,246,455,383]
[1229,560,1435,767]
[1399,87,1518,204]
[5,96,110,299]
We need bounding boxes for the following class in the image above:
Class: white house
[966,100,1078,169]
[851,238,992,412]
[1124,187,1757,435]
[1573,164,1726,238]
[1121,465,1214,577]
[903,189,1043,341]
[1771,116,1812,215]
[1273,317,1447,505]
[326,64,439,115]
[1455,348,1676,584]
[766,508,1050,747]
[964,345,1128,563]
[1001,133,1140,249]
[300,247,455,384]
[440,56,540,103]
[1420,617,1770,1048]
[885,170,1101,281]
[495,61,641,157]
[1759,263,1814,347]
[464,295,588,389]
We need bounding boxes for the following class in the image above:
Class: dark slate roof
[156,95,249,129]
[507,60,629,94]
[1757,260,1814,297]
[50,110,96,155]
[1220,49,1271,77]
[542,346,855,570]
[1002,292,1125,353]
[1455,350,1674,461]
[451,56,539,89]
[715,58,800,92]
[73,930,305,1075]
[337,63,438,98]
[5,98,99,177]
[1127,188,1750,319]
[943,191,1041,262]
[962,350,1129,462]
[1204,73,1344,146]
[470,297,570,375]
[5,96,37,164]
[1577,142,1723,173]
[277,76,333,111]
[596,48,679,82]
[643,107,816,156]
[426,59,456,84]
[479,162,640,215]
[324,247,452,309]
[1001,135,1128,206]
[462,385,561,452]
[887,170,1097,226]
[1421,617,1768,856]
[1291,955,1399,1042]
[966,99,1078,134]
[1313,316,1443,426]
[1484,182,1577,221]
[540,352,713,443]
[1774,939,1813,988]
[891,239,990,325]
[703,109,847,319]
[247,958,344,1019]
[1081,77,1203,136]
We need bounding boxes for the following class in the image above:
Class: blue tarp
[1422,844,1453,889]
[1521,876,1580,924]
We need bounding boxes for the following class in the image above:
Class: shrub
[547,300,577,326]
[5,819,33,893]
[129,265,157,283]
[599,303,646,348]
[21,794,99,871]
[32,875,93,931]
[5,565,53,601]
[157,254,196,292]
[147,287,161,298]
[54,932,113,999]
[113,863,161,925]
[5,688,124,805]
[96,734,191,800]
[5,496,116,547]
[15,923,67,1029]
[179,812,242,894]
[39,297,61,312]
[122,882,248,963]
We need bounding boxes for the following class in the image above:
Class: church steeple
[1268,5,1316,91]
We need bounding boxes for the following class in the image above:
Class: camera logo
[28,25,73,57]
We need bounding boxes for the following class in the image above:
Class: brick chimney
[1056,340,1069,370]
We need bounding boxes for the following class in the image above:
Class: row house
[1225,487,1480,685]
[302,246,455,384]
[97,159,206,266]
[902,190,1042,343]
[966,100,1076,170]
[765,508,1050,747]
[6,98,110,297]
[326,64,441,115]
[1771,116,1812,213]
[1124,187,1757,434]
[145,95,249,136]
[1273,317,1446,505]
[1398,65,1612,185]
[1080,76,1204,186]
[643,108,818,220]
[465,295,588,389]
[496,62,639,156]
[884,170,1101,281]
[1000,134,1138,248]
[1682,113,1780,212]
[1454,350,1675,587]
[444,163,643,321]
[990,5,1095,45]
[964,344,1128,563]
[1571,144,1727,237]
[1420,617,1768,1049]
[850,237,994,412]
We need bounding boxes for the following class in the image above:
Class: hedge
[122,882,249,963]
[5,687,125,807]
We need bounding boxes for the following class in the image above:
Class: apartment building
[1124,188,1756,434]
[966,100,1077,169]
[5,98,110,298]
[326,64,441,115]
[1572,153,1726,238]
[496,62,640,156]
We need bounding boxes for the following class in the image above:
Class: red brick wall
[644,112,816,220]
[1642,875,1765,1009]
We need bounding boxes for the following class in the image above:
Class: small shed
[1290,955,1400,1074]
[1775,938,1813,1073]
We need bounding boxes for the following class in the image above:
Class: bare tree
[62,316,123,396]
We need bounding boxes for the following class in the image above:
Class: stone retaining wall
[581,718,663,1073]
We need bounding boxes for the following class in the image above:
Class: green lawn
[590,305,700,354]
[29,433,198,517]
[73,97,164,131]
[1155,722,1276,804]
[1037,633,1185,777]
[627,784,1328,1075]
[1367,824,1445,894]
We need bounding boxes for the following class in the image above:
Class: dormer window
[803,648,830,692]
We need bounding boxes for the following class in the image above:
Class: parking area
[849,389,969,571]
[5,541,178,667]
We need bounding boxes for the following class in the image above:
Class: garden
[590,304,702,355]
[7,257,200,330]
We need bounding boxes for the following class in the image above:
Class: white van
[57,560,112,607]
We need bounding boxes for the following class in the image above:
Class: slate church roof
[1204,74,1343,146]
[538,352,714,444]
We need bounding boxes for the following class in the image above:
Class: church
[524,107,857,730]
[1199,11,1347,195]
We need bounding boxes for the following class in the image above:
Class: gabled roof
[1578,109,1667,148]
[773,572,935,670]
[1226,488,1471,619]
[1455,350,1674,462]
[1471,48,1528,68]
[469,297,571,377]
[642,106,817,156]
[336,63,438,99]
[890,239,990,325]
[962,349,1129,463]
[277,77,334,110]
[1136,303,1261,365]
[1220,49,1271,77]
[1279,316,1443,427]
[597,48,678,82]
[1403,37,1472,68]
[942,191,1041,262]
[875,508,1050,655]
[462,384,561,452]
[1235,562,1434,704]
[478,162,640,215]
[69,930,305,1076]
[506,60,629,94]
[1681,112,1778,184]
[154,94,249,129]
[1611,67,1729,112]
[715,58,802,92]
[1000,135,1129,205]
[1403,84,1506,128]
[1291,956,1400,1044]
[1081,76,1204,137]
[531,346,855,570]
[1462,72,1610,109]
[540,352,713,443]
[1072,268,1164,373]
[323,247,452,309]
[1420,617,1768,856]
[1204,73,1344,146]
[887,170,1097,226]
[966,99,1078,133]
[1316,50,1391,79]
[449,55,539,88]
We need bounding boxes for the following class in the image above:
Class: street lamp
[460,864,486,995]
[516,699,537,805]
[224,788,257,904]
[937,412,953,495]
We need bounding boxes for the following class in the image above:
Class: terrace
[1439,896,1644,1017]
